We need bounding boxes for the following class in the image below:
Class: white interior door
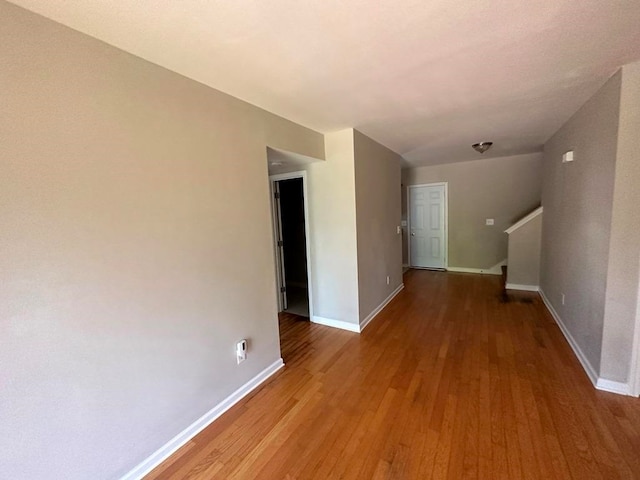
[409,184,447,269]
[273,181,288,310]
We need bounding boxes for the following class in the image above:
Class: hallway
[147,270,640,479]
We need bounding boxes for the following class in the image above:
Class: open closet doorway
[270,172,312,318]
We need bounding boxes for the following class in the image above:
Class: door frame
[407,182,448,269]
[269,171,314,319]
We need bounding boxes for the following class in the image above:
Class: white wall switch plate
[236,339,247,364]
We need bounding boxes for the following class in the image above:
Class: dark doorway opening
[275,177,309,317]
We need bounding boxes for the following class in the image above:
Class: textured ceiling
[10,0,640,167]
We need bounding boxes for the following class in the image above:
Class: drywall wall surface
[261,116,325,161]
[0,2,323,479]
[600,61,640,383]
[540,71,622,376]
[402,153,542,269]
[506,214,542,287]
[353,130,403,323]
[306,130,360,325]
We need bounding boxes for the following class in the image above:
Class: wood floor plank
[146,270,640,479]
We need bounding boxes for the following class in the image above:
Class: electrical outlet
[486,218,494,226]
[386,276,390,285]
[561,293,565,306]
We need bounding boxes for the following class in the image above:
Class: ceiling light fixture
[472,142,493,154]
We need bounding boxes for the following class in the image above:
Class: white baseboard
[360,283,404,332]
[506,283,540,292]
[311,315,361,333]
[447,267,501,276]
[448,258,506,276]
[596,378,631,396]
[121,358,285,480]
[539,289,598,386]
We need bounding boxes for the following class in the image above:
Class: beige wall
[506,214,542,287]
[541,63,640,387]
[0,3,324,479]
[402,153,543,269]
[353,131,403,323]
[272,129,403,328]
[540,72,621,376]
[306,130,360,325]
[600,62,640,383]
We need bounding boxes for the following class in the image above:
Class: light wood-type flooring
[147,269,640,479]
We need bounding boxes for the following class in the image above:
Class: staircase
[504,206,543,292]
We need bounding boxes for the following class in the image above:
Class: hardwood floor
[146,270,640,479]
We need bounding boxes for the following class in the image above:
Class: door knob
[411,232,415,236]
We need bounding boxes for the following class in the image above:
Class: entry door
[409,184,447,269]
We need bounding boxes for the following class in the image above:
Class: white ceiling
[11,0,640,167]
